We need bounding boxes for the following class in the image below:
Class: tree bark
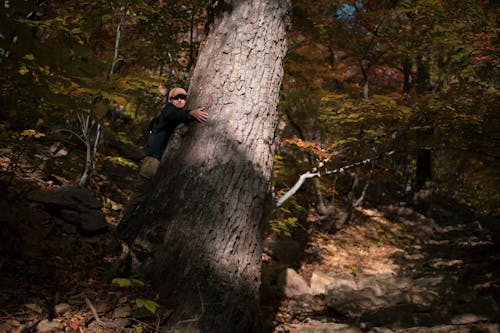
[119,1,291,332]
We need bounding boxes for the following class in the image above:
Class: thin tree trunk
[402,57,412,94]
[120,1,292,332]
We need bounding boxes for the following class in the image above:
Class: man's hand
[188,107,209,122]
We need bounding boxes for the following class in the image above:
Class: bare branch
[276,151,395,207]
[276,172,320,207]
[53,129,86,145]
[84,295,118,331]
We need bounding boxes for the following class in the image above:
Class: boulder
[310,271,336,295]
[27,185,108,235]
[281,268,311,298]
[28,185,102,211]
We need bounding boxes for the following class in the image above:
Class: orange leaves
[283,138,329,161]
[68,315,83,331]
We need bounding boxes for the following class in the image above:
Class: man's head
[168,87,187,108]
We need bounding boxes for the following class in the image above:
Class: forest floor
[0,140,499,333]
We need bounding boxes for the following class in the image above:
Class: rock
[54,302,71,315]
[360,304,445,328]
[478,215,500,246]
[430,325,471,333]
[0,321,15,333]
[450,297,500,324]
[295,323,363,333]
[264,238,303,264]
[54,217,78,234]
[311,271,336,295]
[367,328,395,333]
[60,209,80,225]
[28,185,102,211]
[60,208,108,234]
[28,186,108,235]
[281,268,311,298]
[35,319,64,333]
[451,313,490,325]
[77,210,108,234]
[326,286,388,318]
[327,275,358,291]
[113,305,132,318]
[471,324,500,333]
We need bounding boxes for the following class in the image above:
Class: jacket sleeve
[156,104,193,131]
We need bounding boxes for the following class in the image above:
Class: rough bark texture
[121,1,291,332]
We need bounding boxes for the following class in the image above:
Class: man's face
[170,94,187,108]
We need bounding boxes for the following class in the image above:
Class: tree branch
[53,129,86,145]
[276,151,395,207]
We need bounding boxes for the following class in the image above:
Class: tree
[118,1,292,331]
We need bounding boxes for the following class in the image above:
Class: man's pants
[121,156,160,223]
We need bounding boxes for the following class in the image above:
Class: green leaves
[135,298,159,314]
[112,277,145,287]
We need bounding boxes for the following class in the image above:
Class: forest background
[1,0,497,221]
[0,0,499,332]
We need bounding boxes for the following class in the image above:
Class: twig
[53,128,86,145]
[84,295,118,332]
[156,314,161,333]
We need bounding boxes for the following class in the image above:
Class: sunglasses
[170,94,187,101]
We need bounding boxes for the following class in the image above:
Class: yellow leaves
[18,66,29,75]
[134,323,145,333]
[113,96,128,106]
[106,156,138,170]
[23,54,35,61]
[20,129,45,139]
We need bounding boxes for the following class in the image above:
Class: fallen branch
[84,295,118,332]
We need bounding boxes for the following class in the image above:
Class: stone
[295,323,362,333]
[479,215,500,246]
[367,328,395,333]
[359,304,445,328]
[281,268,311,298]
[77,210,108,234]
[27,185,102,211]
[451,313,489,325]
[311,271,335,295]
[264,238,303,264]
[327,275,358,291]
[24,185,109,234]
[451,297,500,324]
[113,305,132,318]
[35,319,64,333]
[473,324,500,333]
[54,302,71,315]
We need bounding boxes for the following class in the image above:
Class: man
[121,87,208,223]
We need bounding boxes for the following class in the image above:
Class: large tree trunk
[120,1,291,332]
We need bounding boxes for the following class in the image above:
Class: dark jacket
[144,103,193,160]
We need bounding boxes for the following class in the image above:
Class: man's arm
[188,107,208,123]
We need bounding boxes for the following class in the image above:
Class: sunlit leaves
[112,277,145,287]
[20,129,45,139]
[135,298,159,314]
